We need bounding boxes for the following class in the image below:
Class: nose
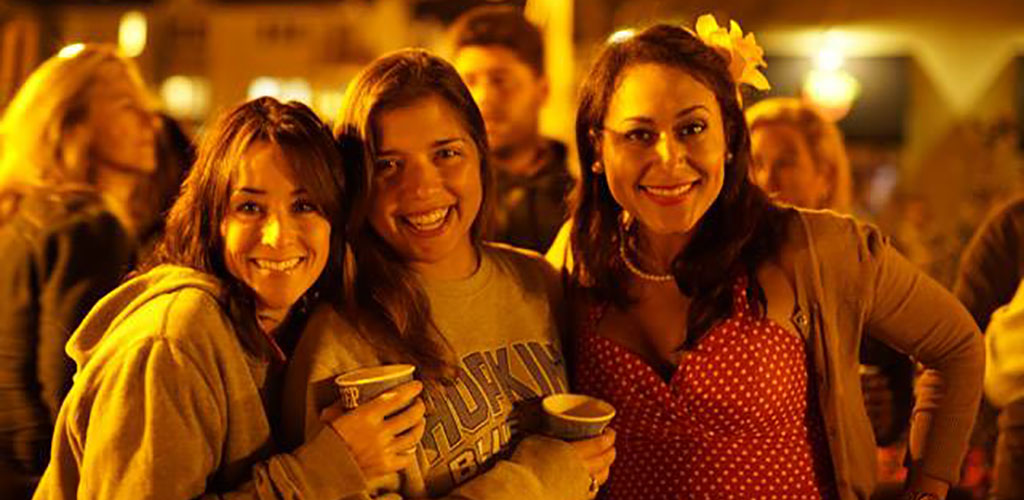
[402,157,443,199]
[259,212,295,248]
[654,133,683,171]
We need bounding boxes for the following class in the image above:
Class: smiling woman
[32,97,373,499]
[220,141,332,333]
[282,49,614,500]
[563,21,983,500]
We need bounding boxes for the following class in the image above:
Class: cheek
[220,223,253,276]
[367,186,398,235]
[308,219,332,266]
[601,151,639,206]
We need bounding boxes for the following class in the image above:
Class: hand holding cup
[321,365,426,478]
[542,394,617,498]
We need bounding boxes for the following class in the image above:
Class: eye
[435,147,463,162]
[674,121,707,139]
[235,201,263,215]
[623,128,658,146]
[292,199,321,214]
[373,158,401,176]
[490,74,510,91]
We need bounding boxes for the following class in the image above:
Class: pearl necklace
[619,238,674,283]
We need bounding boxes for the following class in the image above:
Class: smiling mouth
[640,181,700,197]
[400,206,452,232]
[251,257,304,272]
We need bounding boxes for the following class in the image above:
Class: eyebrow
[234,187,308,196]
[377,137,466,156]
[618,105,710,124]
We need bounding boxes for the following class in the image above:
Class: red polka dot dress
[575,277,837,499]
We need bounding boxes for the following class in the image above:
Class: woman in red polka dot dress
[553,18,984,500]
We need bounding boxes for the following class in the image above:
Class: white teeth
[253,258,302,271]
[644,183,695,197]
[403,207,449,231]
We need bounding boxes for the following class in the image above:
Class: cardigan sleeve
[859,224,984,484]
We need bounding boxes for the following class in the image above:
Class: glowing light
[817,47,844,71]
[802,68,860,121]
[57,43,85,59]
[118,11,147,58]
[279,79,312,104]
[160,75,211,119]
[607,29,636,44]
[314,89,345,118]
[247,77,281,100]
[247,77,312,104]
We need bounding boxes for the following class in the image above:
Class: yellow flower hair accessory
[694,14,770,91]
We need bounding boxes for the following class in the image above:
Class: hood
[67,265,223,368]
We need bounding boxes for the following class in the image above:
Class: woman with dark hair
[563,19,982,500]
[283,49,614,499]
[34,97,375,499]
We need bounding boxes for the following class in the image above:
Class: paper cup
[542,393,616,441]
[335,364,416,410]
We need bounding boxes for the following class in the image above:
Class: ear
[536,75,550,105]
[816,165,835,206]
[588,130,605,174]
[59,123,93,176]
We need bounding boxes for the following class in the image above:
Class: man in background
[448,5,572,252]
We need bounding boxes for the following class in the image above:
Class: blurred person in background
[0,43,157,497]
[448,5,573,252]
[747,97,918,495]
[34,97,360,499]
[955,196,1024,499]
[132,113,195,259]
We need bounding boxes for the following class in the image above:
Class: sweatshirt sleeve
[435,434,591,500]
[859,224,985,485]
[72,337,366,500]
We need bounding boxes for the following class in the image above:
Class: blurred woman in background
[0,43,158,496]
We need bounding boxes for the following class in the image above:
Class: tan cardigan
[548,209,984,499]
[782,210,983,499]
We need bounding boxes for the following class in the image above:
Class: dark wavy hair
[143,97,348,358]
[336,49,494,381]
[570,24,788,349]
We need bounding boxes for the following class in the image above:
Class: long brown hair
[571,24,789,349]
[143,97,348,357]
[336,49,494,381]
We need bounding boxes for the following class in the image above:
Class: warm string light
[803,30,860,121]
